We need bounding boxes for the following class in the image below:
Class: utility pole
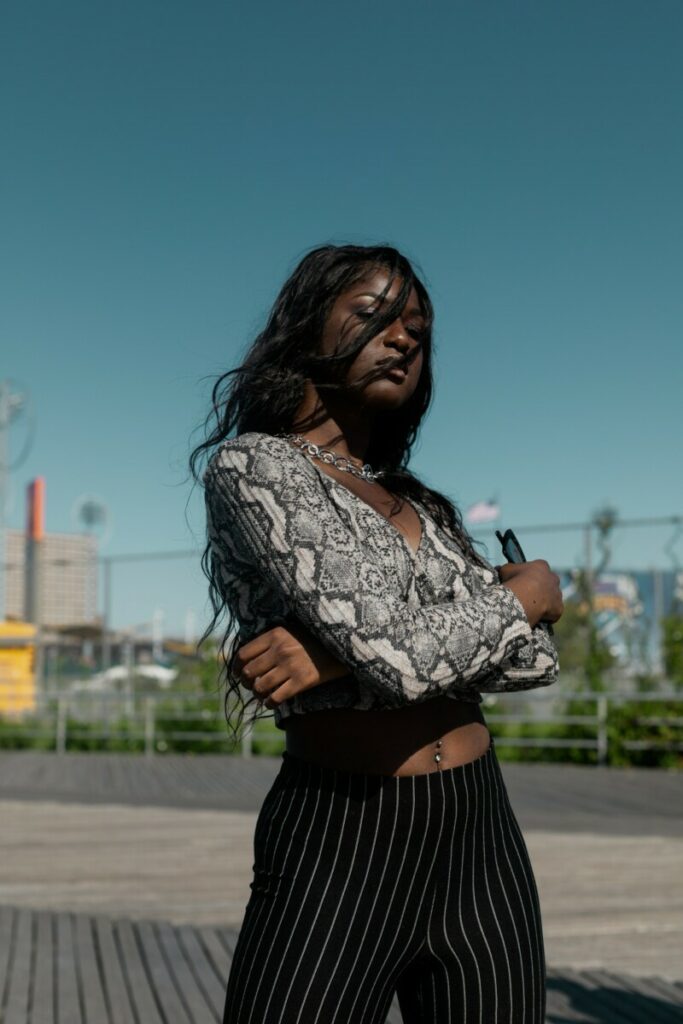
[102,557,112,671]
[0,380,28,621]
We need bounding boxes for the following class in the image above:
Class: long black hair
[189,242,490,742]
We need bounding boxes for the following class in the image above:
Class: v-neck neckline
[296,449,426,562]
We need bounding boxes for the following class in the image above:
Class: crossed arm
[204,435,559,709]
[233,581,560,709]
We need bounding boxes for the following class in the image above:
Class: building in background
[4,527,98,627]
[0,476,99,712]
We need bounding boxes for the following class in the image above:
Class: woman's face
[319,266,426,410]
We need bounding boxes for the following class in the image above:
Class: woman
[192,243,563,1024]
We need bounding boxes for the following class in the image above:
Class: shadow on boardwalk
[545,971,683,1023]
[1,904,683,1024]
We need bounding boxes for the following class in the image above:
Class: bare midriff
[283,694,491,777]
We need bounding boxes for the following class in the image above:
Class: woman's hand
[495,559,564,628]
[233,618,351,709]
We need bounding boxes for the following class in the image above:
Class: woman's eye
[356,308,378,320]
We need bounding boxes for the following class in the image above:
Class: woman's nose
[384,319,412,351]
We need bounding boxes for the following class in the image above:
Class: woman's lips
[385,366,407,382]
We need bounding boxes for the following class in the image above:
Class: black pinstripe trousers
[223,734,546,1024]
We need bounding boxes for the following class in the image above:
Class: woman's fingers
[234,623,331,706]
[233,632,273,671]
[263,680,297,710]
[252,666,290,698]
[237,649,278,688]
[234,626,304,686]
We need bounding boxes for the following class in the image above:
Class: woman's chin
[359,378,415,409]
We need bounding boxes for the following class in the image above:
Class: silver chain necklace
[279,432,385,481]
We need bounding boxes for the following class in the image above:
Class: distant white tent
[72,664,178,691]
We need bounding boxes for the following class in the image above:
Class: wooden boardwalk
[1,903,683,1023]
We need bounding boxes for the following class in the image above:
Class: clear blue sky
[3,0,682,637]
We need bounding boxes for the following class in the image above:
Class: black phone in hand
[495,528,526,565]
[495,528,554,636]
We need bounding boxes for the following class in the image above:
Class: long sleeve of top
[204,432,559,709]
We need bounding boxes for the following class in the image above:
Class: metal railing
[0,687,681,763]
[0,687,242,757]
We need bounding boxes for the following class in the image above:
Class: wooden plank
[156,920,219,1023]
[135,919,192,1024]
[73,913,109,1024]
[545,969,595,1022]
[55,912,82,1024]
[176,924,226,1020]
[553,966,667,1024]
[216,926,240,957]
[641,976,683,1007]
[195,925,231,990]
[4,907,31,1024]
[116,918,164,1024]
[613,969,683,1006]
[92,915,136,1024]
[31,910,55,1024]
[582,968,683,1023]
[0,906,15,1010]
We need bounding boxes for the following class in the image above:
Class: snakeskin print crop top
[203,431,559,730]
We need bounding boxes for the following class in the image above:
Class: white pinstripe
[228,769,304,1017]
[507,806,544,971]
[466,760,499,1022]
[258,770,340,1024]
[495,767,545,1022]
[344,777,417,1022]
[275,773,354,1022]
[410,766,464,1022]
[297,775,369,1024]
[501,779,544,1022]
[421,842,450,1021]
[489,750,545,1022]
[454,757,483,1022]
[370,769,450,1020]
[474,754,514,1021]
[360,774,436,1015]
[481,750,526,1022]
[325,784,386,1024]
[238,764,323,1023]
[438,765,468,1020]
[488,756,537,1019]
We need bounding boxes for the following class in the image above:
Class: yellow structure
[0,621,37,714]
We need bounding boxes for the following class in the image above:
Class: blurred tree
[661,613,683,690]
[553,568,616,688]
